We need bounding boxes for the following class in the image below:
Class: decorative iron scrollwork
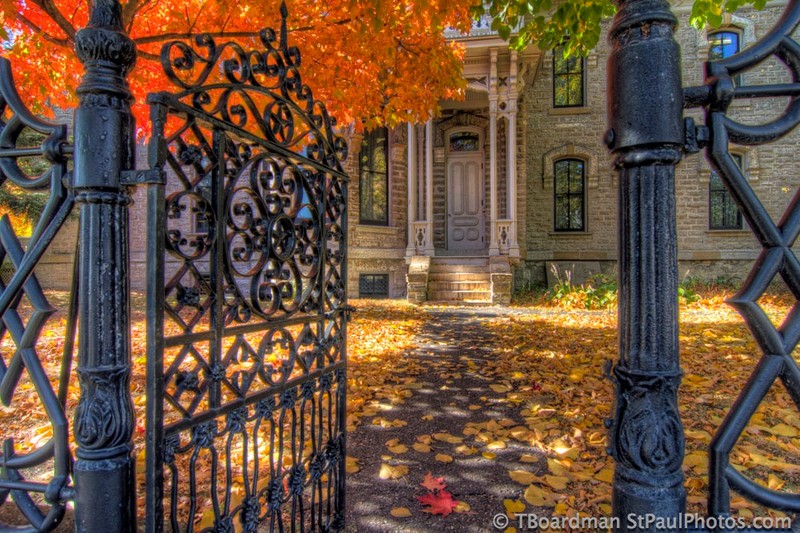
[0,57,76,531]
[146,4,348,530]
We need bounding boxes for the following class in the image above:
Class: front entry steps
[406,256,512,305]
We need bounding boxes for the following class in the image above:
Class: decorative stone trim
[542,144,603,189]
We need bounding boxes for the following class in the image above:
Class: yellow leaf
[346,456,361,474]
[413,443,432,453]
[454,501,471,513]
[523,485,556,507]
[520,454,538,463]
[390,507,412,518]
[417,435,432,445]
[508,470,538,485]
[594,468,614,483]
[547,458,570,477]
[435,453,453,463]
[554,501,569,515]
[482,452,497,459]
[468,404,482,410]
[504,499,525,514]
[487,440,507,450]
[769,424,799,437]
[545,475,569,491]
[388,444,409,454]
[490,384,511,393]
[379,464,409,480]
[455,445,477,455]
[768,473,785,490]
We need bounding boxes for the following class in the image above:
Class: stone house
[344,0,800,303]
[21,1,799,304]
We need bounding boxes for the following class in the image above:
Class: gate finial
[280,1,289,50]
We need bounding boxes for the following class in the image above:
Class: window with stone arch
[554,158,586,231]
[553,44,584,108]
[708,29,740,61]
[359,127,389,225]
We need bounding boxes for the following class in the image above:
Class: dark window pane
[553,44,584,108]
[449,132,480,152]
[554,158,585,231]
[708,153,743,230]
[359,127,389,225]
[359,274,389,297]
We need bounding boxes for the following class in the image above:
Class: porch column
[507,50,520,258]
[488,48,499,256]
[406,123,417,257]
[425,119,435,255]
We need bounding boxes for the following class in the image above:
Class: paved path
[346,306,548,533]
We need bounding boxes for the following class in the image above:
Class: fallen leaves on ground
[416,472,466,517]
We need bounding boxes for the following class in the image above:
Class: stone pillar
[72,0,137,531]
[488,48,499,256]
[507,50,520,258]
[424,119,435,256]
[406,123,417,258]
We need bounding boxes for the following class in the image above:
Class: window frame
[552,45,585,108]
[553,158,586,232]
[709,153,744,231]
[358,127,390,226]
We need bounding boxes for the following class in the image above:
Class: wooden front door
[447,154,485,251]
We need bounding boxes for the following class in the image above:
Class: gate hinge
[120,168,165,186]
[683,117,709,155]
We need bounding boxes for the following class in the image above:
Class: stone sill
[548,106,593,116]
[354,224,402,234]
[548,231,593,237]
[704,230,750,237]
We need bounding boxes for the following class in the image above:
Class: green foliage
[545,266,617,310]
[479,0,768,56]
[0,184,49,224]
[542,266,706,309]
[0,128,52,225]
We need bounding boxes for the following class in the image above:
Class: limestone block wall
[518,1,800,289]
[345,127,409,298]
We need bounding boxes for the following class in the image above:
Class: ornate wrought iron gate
[142,8,349,532]
[0,1,348,531]
[607,0,800,530]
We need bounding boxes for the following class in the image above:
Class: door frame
[444,125,486,252]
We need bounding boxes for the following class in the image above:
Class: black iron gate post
[72,0,138,531]
[606,0,686,530]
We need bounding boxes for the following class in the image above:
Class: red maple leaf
[417,489,459,517]
[420,472,447,493]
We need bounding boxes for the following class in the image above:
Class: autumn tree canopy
[0,0,771,130]
[0,0,477,129]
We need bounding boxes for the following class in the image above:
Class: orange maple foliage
[0,0,476,130]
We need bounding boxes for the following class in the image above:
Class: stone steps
[427,257,492,303]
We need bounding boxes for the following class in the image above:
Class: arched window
[554,158,585,231]
[709,154,743,230]
[553,44,584,108]
[359,127,389,225]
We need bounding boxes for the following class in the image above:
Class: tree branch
[28,0,77,39]
[134,30,262,45]
[14,13,72,47]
